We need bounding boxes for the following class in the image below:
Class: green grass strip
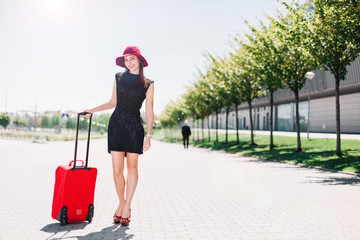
[154,130,360,174]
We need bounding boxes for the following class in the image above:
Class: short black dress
[108,71,153,155]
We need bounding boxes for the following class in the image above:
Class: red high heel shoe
[113,214,121,224]
[120,209,131,226]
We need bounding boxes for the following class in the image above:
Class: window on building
[276,104,292,131]
[263,116,266,130]
[294,102,309,132]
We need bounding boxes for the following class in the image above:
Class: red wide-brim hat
[116,46,148,68]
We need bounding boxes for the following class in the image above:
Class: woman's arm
[143,82,154,151]
[84,78,117,115]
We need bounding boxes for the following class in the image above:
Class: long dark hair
[137,58,147,88]
[124,57,147,88]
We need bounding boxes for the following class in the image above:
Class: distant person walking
[182,121,191,149]
[83,46,154,226]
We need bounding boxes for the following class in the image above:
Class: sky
[0,0,286,115]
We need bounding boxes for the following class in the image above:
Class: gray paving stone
[1,138,360,239]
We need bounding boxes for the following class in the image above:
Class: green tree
[205,67,226,143]
[208,55,235,144]
[0,112,10,129]
[159,107,173,129]
[92,114,110,132]
[196,78,216,142]
[170,99,187,126]
[230,47,263,145]
[306,0,360,156]
[242,20,286,149]
[13,116,28,128]
[185,79,212,142]
[159,100,186,140]
[190,78,215,142]
[79,116,89,130]
[271,1,318,151]
[41,115,51,128]
[51,114,61,128]
[225,57,244,145]
[183,85,200,141]
[95,113,110,129]
[66,117,76,129]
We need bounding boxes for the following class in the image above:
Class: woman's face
[124,55,140,73]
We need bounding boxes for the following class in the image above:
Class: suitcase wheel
[59,206,68,226]
[86,204,94,223]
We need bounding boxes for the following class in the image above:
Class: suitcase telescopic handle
[69,160,85,167]
[73,112,92,170]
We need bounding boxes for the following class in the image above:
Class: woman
[84,46,154,226]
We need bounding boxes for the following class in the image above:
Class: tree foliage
[271,1,318,151]
[230,47,263,145]
[159,100,186,129]
[66,117,76,129]
[306,0,360,156]
[13,117,28,127]
[51,114,61,127]
[41,116,51,128]
[241,20,286,148]
[208,55,234,143]
[0,113,10,129]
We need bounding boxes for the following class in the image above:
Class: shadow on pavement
[41,223,134,240]
[41,222,89,233]
[240,156,360,186]
[76,224,134,240]
[303,175,360,186]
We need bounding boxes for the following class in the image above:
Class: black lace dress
[108,71,153,155]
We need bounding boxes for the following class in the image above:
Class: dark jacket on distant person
[182,125,191,137]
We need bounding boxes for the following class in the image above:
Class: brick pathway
[1,138,360,239]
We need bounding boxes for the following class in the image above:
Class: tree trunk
[216,110,219,143]
[197,119,200,141]
[201,117,204,143]
[294,88,302,152]
[235,102,239,145]
[208,116,211,142]
[248,101,255,145]
[192,119,195,142]
[335,76,342,156]
[270,92,275,149]
[225,106,229,144]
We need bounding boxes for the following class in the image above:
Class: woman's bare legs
[122,152,139,219]
[111,151,126,216]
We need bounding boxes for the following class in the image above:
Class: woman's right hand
[82,109,93,117]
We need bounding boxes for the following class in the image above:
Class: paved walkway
[1,138,360,239]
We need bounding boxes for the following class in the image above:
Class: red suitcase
[51,112,98,225]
